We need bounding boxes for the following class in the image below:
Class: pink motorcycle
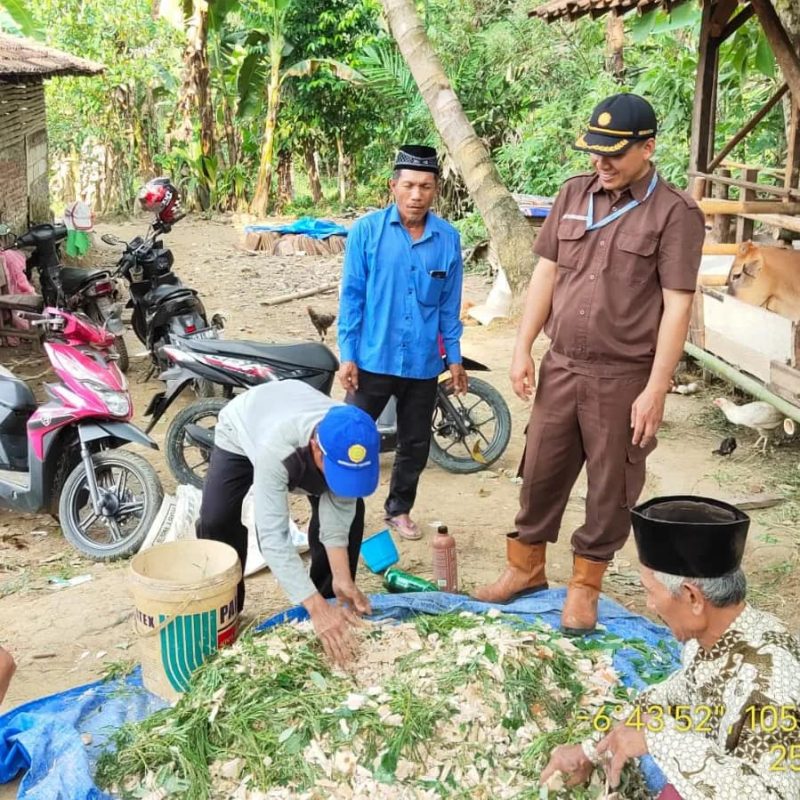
[0,308,163,559]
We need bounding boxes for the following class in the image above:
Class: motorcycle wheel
[165,398,228,488]
[112,335,130,373]
[429,376,511,474]
[58,450,163,560]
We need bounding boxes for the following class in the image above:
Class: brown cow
[727,241,800,321]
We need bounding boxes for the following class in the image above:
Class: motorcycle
[3,222,128,369]
[0,307,163,559]
[99,177,220,395]
[142,335,512,487]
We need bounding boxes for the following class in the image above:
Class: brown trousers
[515,351,656,561]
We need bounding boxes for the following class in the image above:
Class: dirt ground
[1,215,799,792]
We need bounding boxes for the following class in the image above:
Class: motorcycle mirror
[0,224,11,236]
[101,233,124,246]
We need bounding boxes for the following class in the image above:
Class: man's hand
[630,386,666,447]
[332,576,372,615]
[510,350,536,401]
[539,744,594,788]
[304,594,360,666]
[596,722,649,788]
[448,363,468,395]
[338,361,359,393]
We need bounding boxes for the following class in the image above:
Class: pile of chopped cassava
[97,610,659,800]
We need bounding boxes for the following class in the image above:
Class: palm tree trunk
[277,148,294,210]
[174,0,213,208]
[336,135,348,204]
[605,12,625,82]
[380,0,537,293]
[304,141,323,204]
[251,57,282,217]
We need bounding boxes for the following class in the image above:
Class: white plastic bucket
[129,539,241,701]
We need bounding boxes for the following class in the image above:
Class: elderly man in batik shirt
[541,496,800,800]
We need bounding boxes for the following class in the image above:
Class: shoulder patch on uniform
[659,180,700,210]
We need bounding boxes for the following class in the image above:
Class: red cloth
[1,250,35,345]
[657,786,683,800]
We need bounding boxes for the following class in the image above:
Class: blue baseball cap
[317,405,380,498]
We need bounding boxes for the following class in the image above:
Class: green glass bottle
[383,567,439,593]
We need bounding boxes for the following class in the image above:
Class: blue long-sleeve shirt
[338,204,463,379]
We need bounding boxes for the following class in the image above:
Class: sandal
[386,514,422,541]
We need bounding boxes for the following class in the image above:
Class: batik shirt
[611,605,800,798]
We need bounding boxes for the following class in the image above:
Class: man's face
[390,170,438,225]
[640,567,701,643]
[590,139,655,192]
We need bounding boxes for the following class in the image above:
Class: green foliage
[452,211,488,247]
[23,0,797,218]
[0,0,43,38]
[36,0,182,212]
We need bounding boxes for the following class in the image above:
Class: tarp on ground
[244,217,349,240]
[0,589,679,799]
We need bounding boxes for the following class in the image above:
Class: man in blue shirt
[338,145,466,540]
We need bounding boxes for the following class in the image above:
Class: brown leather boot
[561,556,608,636]
[472,534,548,603]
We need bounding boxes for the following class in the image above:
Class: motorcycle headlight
[86,382,130,417]
[100,390,130,417]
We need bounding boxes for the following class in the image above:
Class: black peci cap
[631,496,749,578]
[574,93,658,156]
[394,144,439,175]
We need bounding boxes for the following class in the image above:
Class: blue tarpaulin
[244,217,349,239]
[0,589,679,799]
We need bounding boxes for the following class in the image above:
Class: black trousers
[347,369,438,518]
[196,446,365,611]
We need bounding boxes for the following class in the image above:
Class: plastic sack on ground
[139,485,309,575]
[0,590,677,799]
[467,265,512,326]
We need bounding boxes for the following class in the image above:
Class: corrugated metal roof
[531,0,694,23]
[0,33,104,81]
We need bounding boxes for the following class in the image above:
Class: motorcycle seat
[0,367,36,411]
[147,284,196,305]
[60,267,111,295]
[179,338,339,373]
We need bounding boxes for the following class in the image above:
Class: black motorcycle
[100,219,219,392]
[143,336,512,487]
[6,223,128,368]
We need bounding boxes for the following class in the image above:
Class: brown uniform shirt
[534,166,705,377]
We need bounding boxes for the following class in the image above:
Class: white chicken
[713,398,786,453]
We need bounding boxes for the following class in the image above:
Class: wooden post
[689,0,719,194]
[785,99,800,197]
[711,167,732,243]
[736,168,759,242]
[750,0,800,101]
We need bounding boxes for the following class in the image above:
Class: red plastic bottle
[432,524,458,592]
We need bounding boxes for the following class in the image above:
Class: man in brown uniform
[474,94,706,635]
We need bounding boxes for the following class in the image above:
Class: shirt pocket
[616,232,659,285]
[415,267,447,307]
[556,220,587,270]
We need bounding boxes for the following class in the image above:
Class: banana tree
[242,0,362,216]
[0,0,42,38]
